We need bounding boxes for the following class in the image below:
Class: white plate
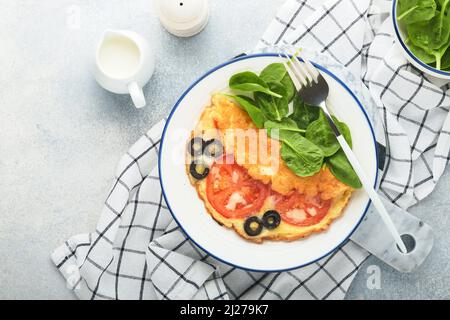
[159,53,378,272]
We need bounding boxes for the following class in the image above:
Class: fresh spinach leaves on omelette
[186,62,361,243]
[227,63,360,186]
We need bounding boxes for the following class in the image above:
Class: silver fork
[279,49,408,253]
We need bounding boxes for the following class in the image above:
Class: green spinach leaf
[397,0,436,24]
[229,71,282,98]
[289,94,320,129]
[305,113,353,157]
[327,150,362,188]
[259,63,287,83]
[400,0,450,70]
[409,19,450,69]
[280,131,324,177]
[264,118,305,139]
[433,39,450,70]
[281,72,296,102]
[259,63,296,102]
[408,41,437,63]
[332,116,353,148]
[255,82,289,121]
[440,43,450,69]
[408,8,450,50]
[437,0,450,12]
[305,112,340,157]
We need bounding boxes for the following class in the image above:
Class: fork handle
[320,103,408,253]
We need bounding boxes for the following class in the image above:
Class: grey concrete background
[0,0,448,300]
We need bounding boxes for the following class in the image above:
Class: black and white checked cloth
[52,0,449,300]
[51,120,369,300]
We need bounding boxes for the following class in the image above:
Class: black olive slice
[262,210,281,230]
[189,137,205,157]
[244,216,263,237]
[189,160,210,180]
[204,139,224,158]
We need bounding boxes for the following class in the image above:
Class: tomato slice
[206,156,269,218]
[273,192,331,227]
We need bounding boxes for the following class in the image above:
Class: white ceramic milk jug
[93,30,155,108]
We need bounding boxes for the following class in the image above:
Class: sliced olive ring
[189,137,205,157]
[244,216,263,237]
[262,210,281,230]
[203,139,224,158]
[189,160,210,180]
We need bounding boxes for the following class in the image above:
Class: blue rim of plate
[158,53,379,273]
[392,0,450,76]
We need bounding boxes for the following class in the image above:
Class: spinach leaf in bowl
[399,0,450,70]
[407,41,437,63]
[434,39,450,69]
[437,0,450,12]
[407,8,450,50]
[407,12,450,69]
[440,43,450,68]
[397,0,436,24]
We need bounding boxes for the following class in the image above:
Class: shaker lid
[157,0,208,24]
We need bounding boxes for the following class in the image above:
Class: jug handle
[128,82,146,108]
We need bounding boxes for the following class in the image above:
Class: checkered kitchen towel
[52,0,450,300]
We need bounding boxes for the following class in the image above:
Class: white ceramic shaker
[154,0,210,37]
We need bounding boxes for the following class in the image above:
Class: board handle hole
[397,234,416,254]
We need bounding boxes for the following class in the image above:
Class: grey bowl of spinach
[395,0,450,74]
[226,62,362,189]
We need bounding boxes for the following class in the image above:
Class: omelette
[186,94,353,243]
